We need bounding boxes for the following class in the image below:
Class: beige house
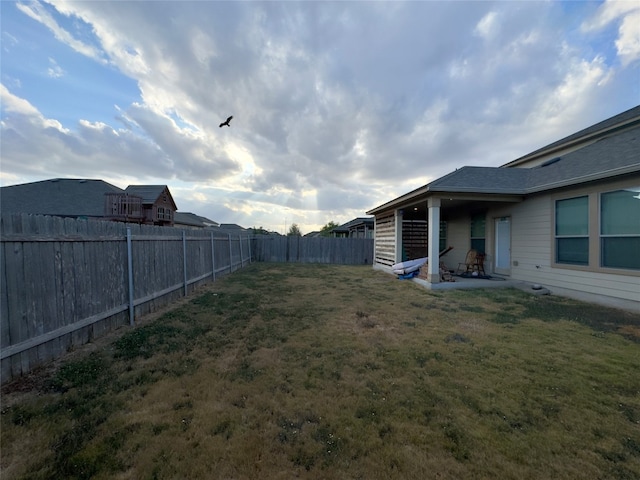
[366,106,640,311]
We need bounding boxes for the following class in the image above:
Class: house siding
[443,211,472,270]
[488,185,640,304]
[374,213,395,266]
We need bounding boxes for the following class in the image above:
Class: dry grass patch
[2,263,639,479]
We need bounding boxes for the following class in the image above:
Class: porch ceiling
[400,195,523,219]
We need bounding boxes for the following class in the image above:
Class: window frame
[551,179,640,276]
[554,195,589,266]
[599,187,640,270]
[470,212,486,254]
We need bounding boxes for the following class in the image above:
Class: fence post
[239,235,244,267]
[126,228,135,326]
[183,231,188,296]
[211,232,216,281]
[228,234,233,272]
[248,236,252,263]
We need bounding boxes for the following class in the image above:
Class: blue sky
[1,0,639,233]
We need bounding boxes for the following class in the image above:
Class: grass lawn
[1,263,639,479]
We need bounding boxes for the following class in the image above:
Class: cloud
[1,83,238,183]
[582,0,640,66]
[2,31,18,52]
[16,0,105,62]
[475,11,500,40]
[2,1,638,232]
[47,57,64,78]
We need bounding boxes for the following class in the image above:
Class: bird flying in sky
[219,116,233,128]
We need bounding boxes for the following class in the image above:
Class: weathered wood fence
[1,213,252,383]
[1,215,375,383]
[251,236,374,264]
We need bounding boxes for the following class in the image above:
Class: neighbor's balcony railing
[104,193,144,222]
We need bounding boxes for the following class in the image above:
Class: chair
[457,249,485,276]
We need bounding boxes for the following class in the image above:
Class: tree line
[252,221,340,237]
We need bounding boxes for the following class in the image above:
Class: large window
[555,196,589,265]
[470,213,486,254]
[600,188,640,270]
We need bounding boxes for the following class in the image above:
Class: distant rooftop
[1,178,123,217]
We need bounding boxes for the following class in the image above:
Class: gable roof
[503,105,640,167]
[125,185,174,204]
[174,212,219,228]
[333,217,375,233]
[428,126,639,195]
[218,223,247,231]
[0,178,124,217]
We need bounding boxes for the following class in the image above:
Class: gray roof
[174,212,219,228]
[504,104,640,167]
[333,217,375,232]
[429,126,639,195]
[125,185,171,204]
[428,167,529,194]
[218,223,247,231]
[0,178,124,217]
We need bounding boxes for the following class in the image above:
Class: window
[157,207,171,220]
[555,196,589,265]
[470,213,486,254]
[600,188,640,270]
[439,221,447,252]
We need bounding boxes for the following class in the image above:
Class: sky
[1,1,639,234]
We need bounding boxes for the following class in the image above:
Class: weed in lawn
[212,418,235,439]
[489,311,520,324]
[113,323,183,359]
[50,352,112,392]
[7,403,37,426]
[151,423,170,435]
[239,359,263,382]
[442,420,471,462]
[445,333,471,343]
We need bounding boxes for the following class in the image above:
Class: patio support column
[427,197,441,283]
[394,208,403,263]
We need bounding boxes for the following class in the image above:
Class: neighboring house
[124,185,177,226]
[174,212,219,229]
[1,178,180,227]
[1,178,125,219]
[331,217,375,238]
[219,223,248,232]
[366,105,640,310]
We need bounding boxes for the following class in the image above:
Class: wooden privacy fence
[251,236,374,264]
[1,213,252,383]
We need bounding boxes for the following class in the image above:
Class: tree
[287,223,302,236]
[319,221,339,237]
[252,226,270,235]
